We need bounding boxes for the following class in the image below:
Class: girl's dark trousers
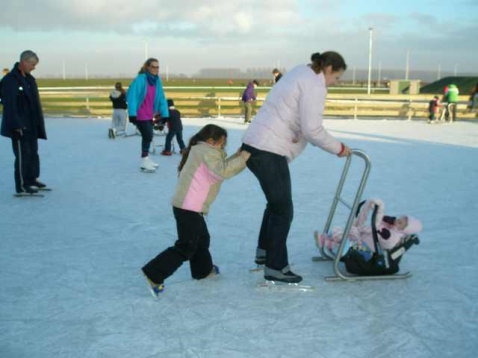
[241,143,293,271]
[142,207,213,285]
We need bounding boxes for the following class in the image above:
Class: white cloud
[1,0,476,76]
[0,0,301,37]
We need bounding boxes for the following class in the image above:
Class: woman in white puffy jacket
[241,52,351,284]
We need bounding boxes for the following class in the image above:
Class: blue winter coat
[126,73,169,119]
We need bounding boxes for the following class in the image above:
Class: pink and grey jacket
[171,142,247,214]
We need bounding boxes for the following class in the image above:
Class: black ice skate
[14,186,44,198]
[32,180,51,191]
[264,266,303,284]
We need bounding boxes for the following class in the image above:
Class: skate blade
[249,265,264,272]
[250,263,294,273]
[256,280,315,292]
[13,193,44,198]
[140,168,156,173]
[37,187,52,191]
[143,274,164,298]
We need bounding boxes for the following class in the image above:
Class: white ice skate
[145,156,159,168]
[140,157,156,173]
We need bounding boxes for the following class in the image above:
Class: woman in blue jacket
[127,58,169,172]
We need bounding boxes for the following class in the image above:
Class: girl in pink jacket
[142,124,250,297]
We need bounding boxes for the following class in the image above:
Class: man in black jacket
[272,68,282,84]
[1,50,48,195]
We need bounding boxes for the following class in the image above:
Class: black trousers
[11,132,40,192]
[135,120,153,156]
[142,207,213,285]
[164,130,186,152]
[242,144,293,271]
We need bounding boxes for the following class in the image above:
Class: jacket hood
[403,215,423,234]
[110,89,122,98]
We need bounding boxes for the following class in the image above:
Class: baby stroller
[338,200,420,276]
[313,149,421,282]
[150,117,175,154]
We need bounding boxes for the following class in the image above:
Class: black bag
[341,246,400,275]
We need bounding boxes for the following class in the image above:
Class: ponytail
[310,51,347,74]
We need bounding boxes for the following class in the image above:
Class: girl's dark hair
[310,51,347,74]
[138,58,159,74]
[178,124,228,174]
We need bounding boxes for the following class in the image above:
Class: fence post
[354,98,358,120]
[407,99,412,121]
[217,97,221,118]
[86,96,90,110]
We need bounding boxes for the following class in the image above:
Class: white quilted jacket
[242,64,342,162]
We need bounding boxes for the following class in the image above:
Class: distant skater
[108,82,127,138]
[142,124,250,296]
[427,96,441,123]
[443,83,459,122]
[272,68,283,84]
[127,58,169,172]
[160,99,186,156]
[241,80,259,124]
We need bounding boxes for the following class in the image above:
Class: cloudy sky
[1,0,476,78]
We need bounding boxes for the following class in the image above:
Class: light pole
[405,50,410,80]
[143,39,148,60]
[85,63,88,81]
[367,27,373,95]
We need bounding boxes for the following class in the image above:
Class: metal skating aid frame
[312,149,412,282]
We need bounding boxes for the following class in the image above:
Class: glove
[129,116,137,124]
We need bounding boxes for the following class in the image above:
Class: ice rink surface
[1,116,477,358]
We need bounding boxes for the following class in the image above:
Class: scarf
[145,71,158,86]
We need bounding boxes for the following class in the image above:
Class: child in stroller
[317,198,422,255]
[317,198,422,275]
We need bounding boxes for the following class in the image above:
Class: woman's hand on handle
[337,143,351,157]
